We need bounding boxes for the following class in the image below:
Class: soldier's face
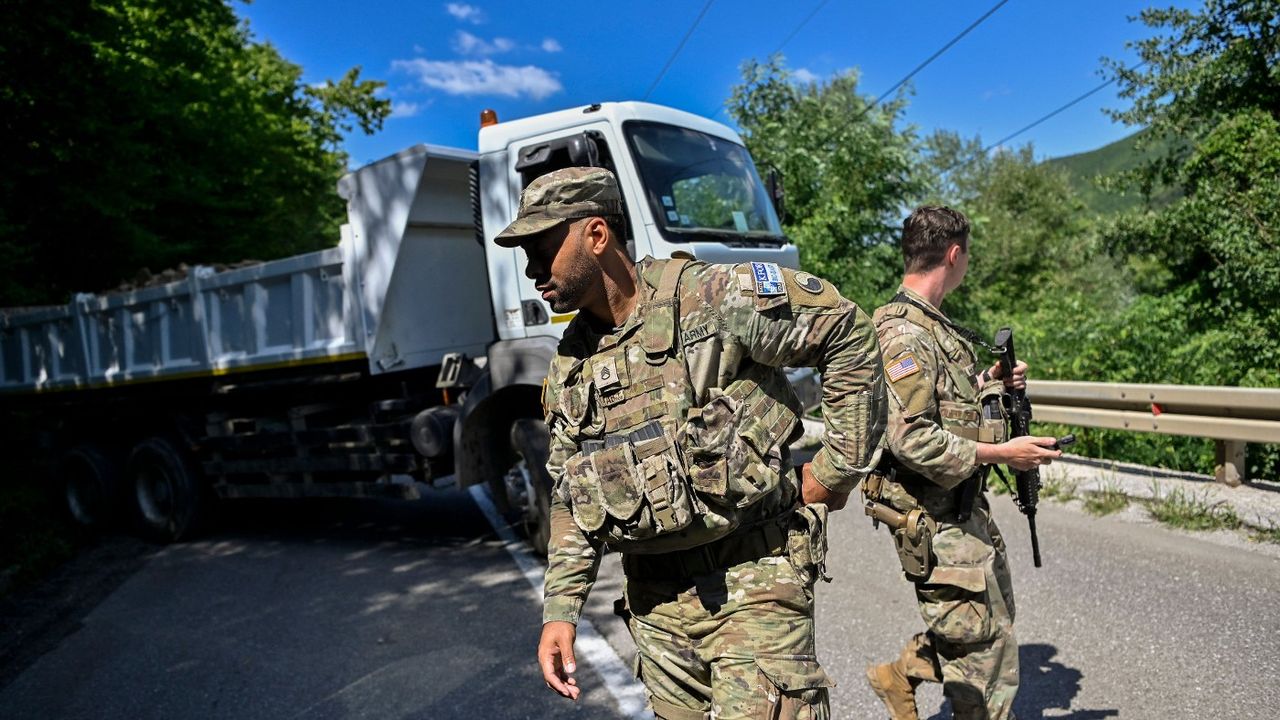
[522,220,597,313]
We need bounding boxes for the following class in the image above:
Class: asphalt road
[2,481,1279,719]
[0,494,625,720]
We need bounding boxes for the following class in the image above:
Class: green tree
[918,132,1120,332]
[1096,0,1280,478]
[1104,0,1279,193]
[0,0,390,305]
[725,56,922,310]
[1100,0,1280,389]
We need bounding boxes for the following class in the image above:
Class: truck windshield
[624,121,784,245]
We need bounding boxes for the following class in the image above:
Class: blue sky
[236,0,1197,168]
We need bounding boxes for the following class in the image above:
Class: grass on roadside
[1248,523,1280,544]
[988,467,1074,503]
[1145,486,1243,532]
[1083,479,1130,516]
[1041,468,1078,502]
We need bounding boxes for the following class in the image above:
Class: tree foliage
[0,0,390,305]
[726,57,921,311]
[1104,0,1279,192]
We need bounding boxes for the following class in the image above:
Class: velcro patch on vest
[681,323,716,346]
[594,356,622,390]
[886,353,921,383]
[749,262,786,297]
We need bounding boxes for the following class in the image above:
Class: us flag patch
[886,353,920,383]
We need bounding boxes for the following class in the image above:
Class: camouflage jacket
[873,286,1005,518]
[543,256,886,625]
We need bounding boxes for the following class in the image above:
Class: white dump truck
[1,101,815,551]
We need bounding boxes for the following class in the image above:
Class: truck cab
[477,101,797,342]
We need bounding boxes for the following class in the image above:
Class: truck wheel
[509,419,553,557]
[60,445,122,530]
[127,436,206,543]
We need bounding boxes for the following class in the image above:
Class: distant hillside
[1045,130,1175,215]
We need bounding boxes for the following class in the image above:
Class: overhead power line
[773,0,832,55]
[858,0,1010,118]
[644,0,717,101]
[943,62,1146,174]
[708,0,832,119]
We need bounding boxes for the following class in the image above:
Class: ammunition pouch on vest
[565,419,697,539]
[681,367,797,509]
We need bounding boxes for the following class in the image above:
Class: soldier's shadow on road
[924,643,1117,720]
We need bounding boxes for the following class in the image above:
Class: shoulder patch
[784,269,841,308]
[749,262,786,297]
[885,353,921,383]
[795,272,822,293]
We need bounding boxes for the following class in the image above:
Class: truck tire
[127,436,207,543]
[509,418,553,557]
[60,445,122,530]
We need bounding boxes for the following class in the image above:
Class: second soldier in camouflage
[865,206,1062,720]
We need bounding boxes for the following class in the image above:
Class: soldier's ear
[946,241,964,267]
[582,217,611,257]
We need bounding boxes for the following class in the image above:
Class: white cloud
[453,30,516,56]
[541,38,562,53]
[390,101,421,119]
[982,85,1013,101]
[445,3,484,23]
[793,68,820,84]
[393,58,563,100]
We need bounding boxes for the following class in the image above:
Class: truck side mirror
[767,167,786,223]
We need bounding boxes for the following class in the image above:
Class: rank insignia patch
[749,262,786,296]
[886,353,921,383]
[594,357,621,389]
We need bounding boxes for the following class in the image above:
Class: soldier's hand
[801,462,849,511]
[989,360,1028,390]
[998,435,1061,472]
[538,621,581,700]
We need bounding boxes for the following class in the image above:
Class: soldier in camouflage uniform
[864,206,1061,720]
[494,167,887,720]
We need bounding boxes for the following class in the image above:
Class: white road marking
[468,483,653,720]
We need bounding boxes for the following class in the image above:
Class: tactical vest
[553,259,801,554]
[873,299,1005,517]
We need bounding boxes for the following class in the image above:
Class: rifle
[994,327,1047,568]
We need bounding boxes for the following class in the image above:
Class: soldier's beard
[544,250,597,314]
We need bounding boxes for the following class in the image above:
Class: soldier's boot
[866,659,919,720]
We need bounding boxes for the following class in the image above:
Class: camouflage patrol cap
[494,166,623,247]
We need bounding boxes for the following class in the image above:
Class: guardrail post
[1214,440,1246,487]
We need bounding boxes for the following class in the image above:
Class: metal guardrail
[1026,381,1280,486]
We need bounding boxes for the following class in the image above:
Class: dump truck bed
[0,144,493,394]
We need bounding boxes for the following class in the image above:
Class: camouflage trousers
[896,499,1019,719]
[623,512,834,719]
